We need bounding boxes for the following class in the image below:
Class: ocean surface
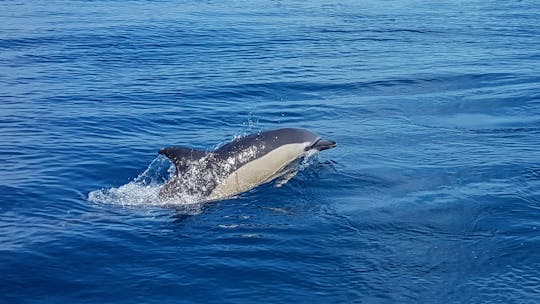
[1,0,540,303]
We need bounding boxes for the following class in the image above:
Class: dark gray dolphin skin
[158,128,336,201]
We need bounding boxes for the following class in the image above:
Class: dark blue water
[2,0,540,303]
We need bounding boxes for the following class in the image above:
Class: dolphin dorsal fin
[158,146,210,174]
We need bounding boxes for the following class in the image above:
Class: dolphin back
[215,128,319,159]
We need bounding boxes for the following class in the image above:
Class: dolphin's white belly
[208,142,309,200]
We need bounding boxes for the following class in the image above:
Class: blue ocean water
[1,0,540,302]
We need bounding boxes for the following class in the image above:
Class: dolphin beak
[306,139,337,151]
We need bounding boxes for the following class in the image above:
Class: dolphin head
[305,138,337,151]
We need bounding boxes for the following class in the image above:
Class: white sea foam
[88,148,318,211]
[88,156,205,210]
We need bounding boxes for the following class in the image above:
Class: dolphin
[158,128,336,202]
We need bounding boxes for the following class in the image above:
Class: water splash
[88,149,319,212]
[88,156,205,213]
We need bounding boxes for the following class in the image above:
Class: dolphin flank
[158,128,336,201]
